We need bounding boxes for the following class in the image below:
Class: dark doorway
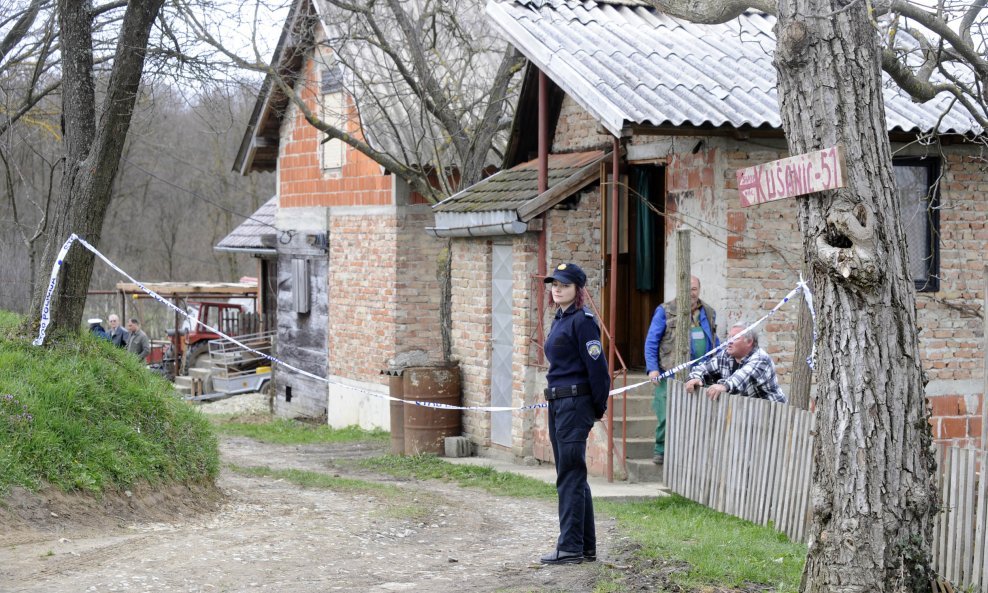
[603,164,665,370]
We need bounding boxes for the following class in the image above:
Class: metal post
[536,69,549,365]
[606,138,619,482]
[982,265,987,449]
[674,230,691,382]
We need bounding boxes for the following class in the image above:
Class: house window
[893,158,940,292]
[320,66,346,171]
[292,258,310,314]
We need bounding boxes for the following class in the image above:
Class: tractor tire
[183,342,211,375]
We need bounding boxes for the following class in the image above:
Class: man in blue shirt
[643,276,718,464]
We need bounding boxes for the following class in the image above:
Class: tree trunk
[773,2,937,591]
[789,262,813,410]
[28,0,166,337]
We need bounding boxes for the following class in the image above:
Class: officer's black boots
[539,550,584,565]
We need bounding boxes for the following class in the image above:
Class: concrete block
[444,436,472,458]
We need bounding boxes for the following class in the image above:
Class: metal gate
[490,243,513,447]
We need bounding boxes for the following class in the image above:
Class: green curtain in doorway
[635,169,655,291]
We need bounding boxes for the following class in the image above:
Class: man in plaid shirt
[685,323,787,403]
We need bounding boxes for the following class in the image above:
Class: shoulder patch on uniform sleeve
[586,339,602,360]
[583,309,594,318]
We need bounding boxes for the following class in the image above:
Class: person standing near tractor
[107,314,128,348]
[126,318,151,361]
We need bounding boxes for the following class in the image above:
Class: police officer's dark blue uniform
[539,263,610,565]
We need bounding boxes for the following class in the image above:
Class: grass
[210,415,389,445]
[359,454,557,499]
[0,311,219,494]
[599,495,807,592]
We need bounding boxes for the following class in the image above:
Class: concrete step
[173,384,192,395]
[613,415,658,440]
[612,393,655,417]
[623,437,655,459]
[174,376,192,389]
[626,458,665,484]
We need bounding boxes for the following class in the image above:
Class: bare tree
[178,0,524,202]
[641,0,988,590]
[27,0,168,336]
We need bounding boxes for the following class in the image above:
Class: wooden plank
[780,409,800,539]
[736,145,847,207]
[773,406,796,531]
[961,448,975,585]
[743,399,764,523]
[947,447,960,583]
[755,400,777,525]
[974,448,987,591]
[739,398,758,522]
[762,402,783,526]
[666,382,678,491]
[795,411,816,543]
[713,396,732,510]
[785,411,805,539]
[937,445,950,578]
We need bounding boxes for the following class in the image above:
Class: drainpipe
[537,69,548,365]
[606,137,619,483]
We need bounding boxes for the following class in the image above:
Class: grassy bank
[0,311,219,494]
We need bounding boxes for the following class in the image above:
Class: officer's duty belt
[544,384,592,400]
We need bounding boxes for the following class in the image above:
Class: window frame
[892,157,941,293]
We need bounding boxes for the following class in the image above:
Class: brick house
[229,0,444,424]
[433,0,985,480]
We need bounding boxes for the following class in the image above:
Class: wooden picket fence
[665,380,988,593]
[664,380,815,543]
[935,445,988,591]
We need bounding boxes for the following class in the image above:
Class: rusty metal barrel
[387,373,405,455]
[402,363,462,455]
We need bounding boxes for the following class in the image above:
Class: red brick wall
[279,59,393,208]
[720,143,986,447]
[450,239,492,443]
[394,207,444,359]
[329,213,398,385]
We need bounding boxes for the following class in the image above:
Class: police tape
[606,279,816,397]
[32,234,549,412]
[34,234,815,412]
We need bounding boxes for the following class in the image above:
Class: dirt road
[0,436,619,593]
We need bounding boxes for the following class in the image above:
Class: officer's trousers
[547,394,596,554]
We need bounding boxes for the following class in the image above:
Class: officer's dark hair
[128,318,140,326]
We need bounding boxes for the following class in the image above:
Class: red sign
[737,145,846,207]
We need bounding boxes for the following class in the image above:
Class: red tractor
[150,301,256,379]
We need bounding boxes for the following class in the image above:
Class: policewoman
[539,262,610,565]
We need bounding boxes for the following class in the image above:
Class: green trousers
[651,379,667,455]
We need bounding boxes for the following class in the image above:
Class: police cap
[543,263,586,288]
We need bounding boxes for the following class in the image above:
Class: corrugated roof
[487,0,982,137]
[433,150,605,213]
[215,197,278,253]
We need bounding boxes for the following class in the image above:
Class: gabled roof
[486,0,982,137]
[430,150,607,235]
[214,197,278,255]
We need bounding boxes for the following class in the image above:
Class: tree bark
[789,262,813,410]
[773,2,937,591]
[28,0,166,337]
